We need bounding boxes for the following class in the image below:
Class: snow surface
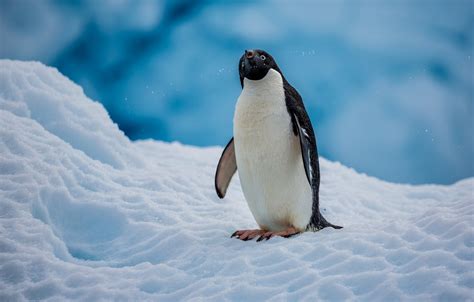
[0,60,473,301]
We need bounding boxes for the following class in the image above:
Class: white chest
[234,69,290,147]
[233,69,312,231]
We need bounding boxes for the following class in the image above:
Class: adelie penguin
[215,49,342,241]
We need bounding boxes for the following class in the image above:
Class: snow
[0,60,473,301]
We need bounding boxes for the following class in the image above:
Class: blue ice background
[1,0,472,185]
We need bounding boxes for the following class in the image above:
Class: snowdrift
[0,60,472,301]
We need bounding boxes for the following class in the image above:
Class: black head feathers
[238,49,282,87]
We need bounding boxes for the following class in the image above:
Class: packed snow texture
[0,60,473,301]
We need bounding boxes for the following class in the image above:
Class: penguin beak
[244,50,257,68]
[245,50,255,59]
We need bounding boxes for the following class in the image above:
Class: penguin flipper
[215,138,237,198]
[293,114,313,186]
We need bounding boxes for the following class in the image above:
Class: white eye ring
[260,55,266,60]
[241,62,245,68]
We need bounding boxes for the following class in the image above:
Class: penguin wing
[215,138,237,198]
[284,82,320,189]
[293,114,314,186]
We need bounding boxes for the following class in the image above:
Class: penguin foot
[256,227,300,242]
[231,229,266,241]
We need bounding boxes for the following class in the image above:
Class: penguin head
[239,49,281,86]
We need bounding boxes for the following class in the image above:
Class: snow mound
[0,60,473,301]
[0,60,144,169]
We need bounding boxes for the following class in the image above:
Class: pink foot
[256,227,301,242]
[231,227,301,241]
[231,229,266,241]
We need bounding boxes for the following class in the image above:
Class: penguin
[215,49,341,241]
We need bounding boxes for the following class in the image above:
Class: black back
[283,80,341,230]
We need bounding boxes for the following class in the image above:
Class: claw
[256,234,271,242]
[257,231,271,242]
[230,229,266,241]
[255,228,300,241]
[282,232,298,238]
[231,228,300,241]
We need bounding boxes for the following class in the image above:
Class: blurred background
[1,0,472,185]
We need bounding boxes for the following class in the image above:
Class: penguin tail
[321,216,343,230]
[327,222,343,229]
[307,214,343,231]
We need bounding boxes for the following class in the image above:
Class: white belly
[233,69,312,232]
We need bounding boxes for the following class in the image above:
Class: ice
[0,60,473,300]
[1,1,472,184]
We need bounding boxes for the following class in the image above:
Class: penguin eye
[260,55,266,60]
[241,61,245,68]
